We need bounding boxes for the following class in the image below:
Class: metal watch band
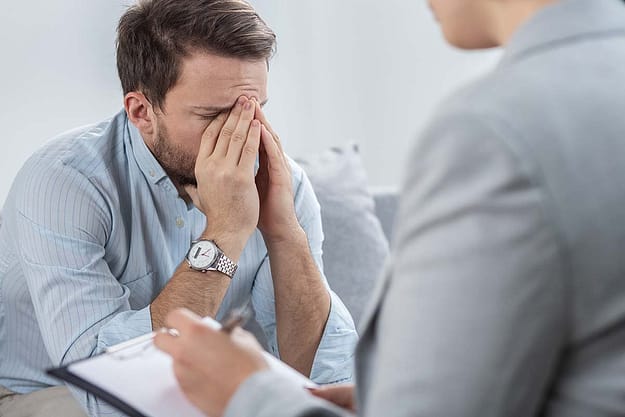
[215,253,238,278]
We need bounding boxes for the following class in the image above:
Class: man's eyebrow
[191,99,269,113]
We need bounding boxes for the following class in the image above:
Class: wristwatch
[185,239,238,278]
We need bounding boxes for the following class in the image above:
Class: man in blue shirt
[0,1,357,416]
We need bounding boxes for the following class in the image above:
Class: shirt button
[149,169,156,177]
[175,217,185,228]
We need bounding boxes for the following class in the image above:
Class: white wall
[0,0,501,206]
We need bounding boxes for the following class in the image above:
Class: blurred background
[0,0,500,206]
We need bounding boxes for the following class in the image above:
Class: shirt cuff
[224,370,339,417]
[93,304,153,354]
[309,290,358,384]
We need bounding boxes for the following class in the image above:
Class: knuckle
[203,159,219,172]
[231,133,245,143]
[242,144,257,156]
[220,127,234,138]
[234,172,251,186]
[216,169,231,181]
[203,124,219,136]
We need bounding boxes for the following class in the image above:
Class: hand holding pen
[153,302,268,417]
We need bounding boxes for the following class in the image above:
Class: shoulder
[14,110,128,197]
[32,110,128,176]
[412,65,555,181]
[7,112,129,233]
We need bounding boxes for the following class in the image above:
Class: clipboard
[47,316,317,417]
[48,362,152,417]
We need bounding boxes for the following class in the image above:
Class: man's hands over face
[185,96,261,256]
[253,101,302,244]
[154,308,268,417]
[186,95,302,255]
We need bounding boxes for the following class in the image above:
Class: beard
[152,121,197,187]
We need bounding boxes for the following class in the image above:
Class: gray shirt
[223,0,625,416]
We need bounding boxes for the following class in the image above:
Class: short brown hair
[116,0,276,110]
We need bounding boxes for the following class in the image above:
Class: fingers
[238,119,261,173]
[226,98,257,165]
[255,101,284,153]
[255,102,288,176]
[260,125,287,179]
[152,309,194,358]
[197,112,228,161]
[205,96,260,170]
[154,308,217,364]
[254,101,276,139]
[213,96,247,157]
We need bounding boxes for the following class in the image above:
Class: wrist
[199,229,249,262]
[263,225,307,250]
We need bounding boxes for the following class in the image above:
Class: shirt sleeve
[224,371,352,417]
[14,159,153,415]
[251,159,358,385]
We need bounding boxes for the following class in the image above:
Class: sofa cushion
[297,144,390,327]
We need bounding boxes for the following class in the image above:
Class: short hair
[116,0,276,110]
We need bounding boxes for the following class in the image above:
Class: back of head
[116,0,276,110]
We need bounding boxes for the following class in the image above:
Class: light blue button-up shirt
[0,110,357,415]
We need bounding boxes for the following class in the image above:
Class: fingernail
[238,97,247,106]
[244,100,253,110]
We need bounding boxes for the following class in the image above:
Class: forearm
[266,227,331,376]
[150,264,230,329]
[150,232,245,329]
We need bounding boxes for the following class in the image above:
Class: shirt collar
[125,113,169,185]
[501,0,625,66]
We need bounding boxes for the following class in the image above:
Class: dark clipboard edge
[47,365,148,417]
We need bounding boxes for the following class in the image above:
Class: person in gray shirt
[154,0,625,416]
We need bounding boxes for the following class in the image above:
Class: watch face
[189,240,217,270]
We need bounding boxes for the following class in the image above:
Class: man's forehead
[179,52,268,84]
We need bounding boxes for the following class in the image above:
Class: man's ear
[124,92,156,137]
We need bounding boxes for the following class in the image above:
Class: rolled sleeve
[289,160,358,384]
[252,160,358,383]
[95,304,153,352]
[309,290,358,384]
